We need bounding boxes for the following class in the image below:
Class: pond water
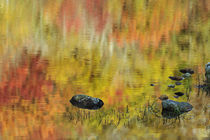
[0,0,209,139]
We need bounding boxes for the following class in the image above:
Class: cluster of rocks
[70,94,193,119]
[158,68,195,118]
[69,63,210,119]
[168,68,194,88]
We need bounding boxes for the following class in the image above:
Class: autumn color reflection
[0,0,209,139]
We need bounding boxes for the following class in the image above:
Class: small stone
[180,68,194,74]
[150,84,155,86]
[174,92,184,96]
[169,76,184,81]
[182,73,191,78]
[175,82,182,85]
[70,94,104,110]
[168,84,175,88]
[174,95,179,98]
[159,95,168,100]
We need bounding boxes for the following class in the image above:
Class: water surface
[0,0,209,139]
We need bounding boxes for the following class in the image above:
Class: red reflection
[57,0,82,32]
[0,50,53,105]
[85,0,108,33]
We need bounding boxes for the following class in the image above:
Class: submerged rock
[182,73,191,78]
[169,76,184,81]
[70,94,104,110]
[161,100,193,119]
[180,68,194,74]
[168,84,175,88]
[175,82,182,85]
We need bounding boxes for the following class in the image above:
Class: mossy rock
[162,100,193,118]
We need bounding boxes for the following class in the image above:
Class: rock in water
[169,76,184,81]
[161,100,193,119]
[174,92,184,98]
[180,68,194,74]
[168,84,175,88]
[175,82,182,85]
[159,95,169,100]
[182,73,191,78]
[174,92,184,96]
[205,62,210,83]
[70,94,104,110]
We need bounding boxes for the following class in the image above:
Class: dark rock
[196,84,208,89]
[159,95,168,100]
[169,76,184,81]
[175,82,182,85]
[150,84,155,86]
[174,92,184,96]
[70,94,104,110]
[205,62,210,83]
[180,68,194,74]
[161,100,193,119]
[174,92,184,99]
[174,95,179,98]
[168,84,175,88]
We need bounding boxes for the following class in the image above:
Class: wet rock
[205,62,210,83]
[70,94,104,110]
[180,68,194,74]
[169,76,184,81]
[182,73,191,78]
[175,82,182,85]
[159,95,168,100]
[150,84,155,86]
[196,84,206,88]
[173,96,179,99]
[174,92,184,98]
[161,100,193,119]
[174,92,184,96]
[168,84,175,88]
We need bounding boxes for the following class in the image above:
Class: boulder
[70,94,104,110]
[161,100,193,118]
[205,62,210,83]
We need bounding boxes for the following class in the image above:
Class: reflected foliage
[0,0,209,139]
[0,51,53,104]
